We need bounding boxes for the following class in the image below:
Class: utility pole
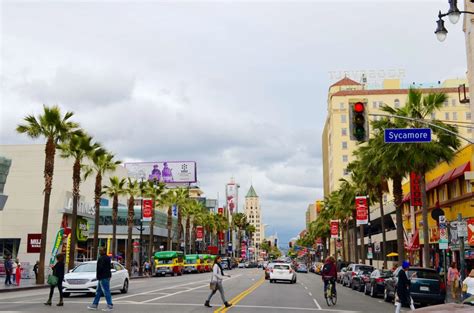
[457,213,467,283]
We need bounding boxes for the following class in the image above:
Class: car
[364,269,393,297]
[238,262,246,268]
[62,261,129,297]
[337,267,347,284]
[342,263,374,288]
[384,267,446,306]
[221,257,232,270]
[351,269,372,292]
[269,263,297,284]
[264,263,275,280]
[296,264,308,273]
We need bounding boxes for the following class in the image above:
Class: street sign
[374,242,381,253]
[458,221,468,238]
[384,128,432,143]
[367,247,373,259]
[439,215,448,250]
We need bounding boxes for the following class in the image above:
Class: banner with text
[142,199,153,222]
[330,220,339,239]
[356,196,368,225]
[410,172,423,206]
[196,226,203,242]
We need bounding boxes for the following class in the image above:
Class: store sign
[27,234,42,253]
[468,218,474,246]
[410,172,423,206]
[142,199,153,222]
[196,226,203,242]
[124,161,197,184]
[64,192,95,218]
[76,217,89,242]
[355,196,368,225]
[330,220,339,239]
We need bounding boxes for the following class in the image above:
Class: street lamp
[435,0,474,42]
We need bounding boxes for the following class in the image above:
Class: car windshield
[72,263,96,273]
[409,269,440,280]
[158,259,174,264]
[185,259,196,264]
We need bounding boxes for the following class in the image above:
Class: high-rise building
[244,185,264,259]
[322,77,471,197]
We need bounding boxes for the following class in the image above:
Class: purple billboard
[124,161,197,184]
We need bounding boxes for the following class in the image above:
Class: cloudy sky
[0,0,468,246]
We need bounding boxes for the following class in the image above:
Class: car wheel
[62,292,70,298]
[270,279,274,283]
[384,288,390,302]
[370,285,376,298]
[351,281,356,290]
[121,279,129,294]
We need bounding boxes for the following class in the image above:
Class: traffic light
[349,101,369,142]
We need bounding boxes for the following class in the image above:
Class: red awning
[450,162,471,180]
[426,179,436,191]
[439,168,456,185]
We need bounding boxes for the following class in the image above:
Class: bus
[153,251,184,276]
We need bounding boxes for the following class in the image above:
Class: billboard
[124,161,197,184]
[226,183,238,214]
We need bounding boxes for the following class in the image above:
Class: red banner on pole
[410,172,423,206]
[468,218,474,246]
[196,226,203,241]
[356,196,368,225]
[142,199,153,222]
[218,207,223,215]
[330,220,339,239]
[218,231,224,244]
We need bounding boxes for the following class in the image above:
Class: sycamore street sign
[384,128,432,143]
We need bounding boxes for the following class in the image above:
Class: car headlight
[91,278,97,282]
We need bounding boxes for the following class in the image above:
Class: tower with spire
[244,185,264,261]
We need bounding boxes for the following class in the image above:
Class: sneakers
[87,304,113,311]
[224,302,232,308]
[87,305,98,310]
[102,305,114,311]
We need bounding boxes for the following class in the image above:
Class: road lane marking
[313,298,322,310]
[305,286,308,290]
[214,276,265,313]
[308,292,312,296]
[234,304,360,312]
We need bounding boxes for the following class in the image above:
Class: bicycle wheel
[330,292,337,305]
[325,289,332,306]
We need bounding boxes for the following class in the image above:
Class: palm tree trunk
[420,173,430,267]
[352,211,359,262]
[68,159,81,270]
[126,197,134,275]
[92,173,102,260]
[148,198,155,262]
[185,216,190,254]
[38,138,56,284]
[177,207,182,251]
[167,206,172,250]
[378,187,387,268]
[191,224,196,253]
[346,221,351,262]
[359,225,365,263]
[393,175,405,265]
[111,196,118,261]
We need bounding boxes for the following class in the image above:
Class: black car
[351,269,372,292]
[364,269,393,297]
[384,267,446,306]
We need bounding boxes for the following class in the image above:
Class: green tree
[142,180,166,261]
[124,178,139,274]
[103,176,126,261]
[16,105,79,284]
[232,213,247,258]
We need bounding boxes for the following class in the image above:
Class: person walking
[15,259,22,286]
[4,255,12,285]
[395,261,415,313]
[11,258,17,284]
[447,261,460,301]
[204,256,232,308]
[87,247,113,311]
[462,269,474,300]
[33,261,39,281]
[44,253,65,306]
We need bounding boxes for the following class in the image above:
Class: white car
[62,261,129,297]
[269,263,297,284]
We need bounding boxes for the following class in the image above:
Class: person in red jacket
[322,256,337,298]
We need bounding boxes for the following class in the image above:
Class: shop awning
[426,162,471,190]
[439,168,456,185]
[450,162,470,180]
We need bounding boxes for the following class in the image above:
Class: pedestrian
[87,247,113,311]
[462,269,474,300]
[44,253,65,306]
[11,258,17,284]
[447,261,460,301]
[4,255,12,285]
[394,260,415,313]
[15,259,22,286]
[33,261,39,281]
[204,255,232,308]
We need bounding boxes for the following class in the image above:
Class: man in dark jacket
[88,247,113,311]
[4,255,12,285]
[395,261,415,313]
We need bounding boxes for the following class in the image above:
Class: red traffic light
[354,102,364,113]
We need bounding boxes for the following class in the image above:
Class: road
[0,269,408,313]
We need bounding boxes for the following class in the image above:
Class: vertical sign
[367,247,373,259]
[410,172,423,206]
[142,199,153,222]
[330,220,339,239]
[439,215,448,250]
[27,234,42,253]
[218,231,224,244]
[196,226,203,241]
[226,183,238,214]
[355,196,368,225]
[467,218,474,246]
[218,207,223,215]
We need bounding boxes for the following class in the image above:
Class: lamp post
[435,0,474,42]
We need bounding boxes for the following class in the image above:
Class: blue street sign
[384,128,432,143]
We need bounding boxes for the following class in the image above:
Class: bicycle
[324,277,337,306]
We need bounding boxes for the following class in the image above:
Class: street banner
[410,172,423,206]
[142,199,153,222]
[330,220,339,239]
[374,242,380,253]
[439,215,448,250]
[355,196,368,225]
[65,234,71,266]
[124,161,197,184]
[226,183,238,214]
[27,234,41,253]
[467,218,474,246]
[218,207,223,215]
[49,228,64,265]
[218,231,224,244]
[367,247,373,259]
[196,226,203,241]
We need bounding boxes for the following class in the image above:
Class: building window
[342,141,348,149]
[451,99,456,106]
[468,127,473,133]
[341,114,346,123]
[466,181,472,193]
[372,101,378,109]
[340,102,345,110]
[431,112,436,120]
[343,168,349,176]
[444,100,449,107]
[341,128,347,136]
[394,99,400,108]
[342,155,348,162]
[452,112,457,120]
[466,112,471,120]
[445,112,449,120]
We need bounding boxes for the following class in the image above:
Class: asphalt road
[0,269,410,313]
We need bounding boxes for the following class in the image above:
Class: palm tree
[180,198,197,254]
[162,189,178,250]
[337,178,358,262]
[16,105,79,284]
[214,214,229,253]
[103,176,126,261]
[124,178,139,274]
[83,149,121,259]
[190,201,206,253]
[175,187,189,250]
[143,180,166,261]
[58,131,99,270]
[232,213,247,258]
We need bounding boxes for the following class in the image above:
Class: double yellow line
[214,276,265,313]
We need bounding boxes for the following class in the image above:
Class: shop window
[466,181,472,193]
[341,114,347,123]
[342,141,348,149]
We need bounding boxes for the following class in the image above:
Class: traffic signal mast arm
[368,113,474,144]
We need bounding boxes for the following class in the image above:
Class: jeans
[4,272,12,285]
[92,278,113,307]
[207,281,226,303]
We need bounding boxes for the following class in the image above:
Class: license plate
[161,271,166,274]
[420,286,429,292]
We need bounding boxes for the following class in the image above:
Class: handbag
[209,282,217,290]
[462,282,468,293]
[47,274,58,286]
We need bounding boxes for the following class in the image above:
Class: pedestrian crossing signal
[350,102,369,142]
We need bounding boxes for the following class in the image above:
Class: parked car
[265,263,275,280]
[351,269,372,292]
[238,262,246,268]
[342,264,374,288]
[296,264,308,273]
[364,269,393,297]
[337,267,347,284]
[384,267,446,306]
[269,263,297,284]
[62,261,129,297]
[221,257,232,270]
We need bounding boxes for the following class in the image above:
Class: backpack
[322,263,332,276]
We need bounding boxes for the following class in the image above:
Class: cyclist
[321,256,337,298]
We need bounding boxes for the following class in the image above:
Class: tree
[161,189,180,250]
[232,213,247,258]
[142,180,166,262]
[103,176,126,261]
[16,105,79,284]
[124,178,139,274]
[83,149,121,260]
[175,188,189,250]
[181,199,198,253]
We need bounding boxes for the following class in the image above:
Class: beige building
[464,1,473,138]
[305,200,323,230]
[244,185,264,259]
[322,77,471,197]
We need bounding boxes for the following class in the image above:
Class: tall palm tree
[124,178,139,274]
[232,213,247,258]
[143,180,166,261]
[83,149,121,259]
[175,187,189,250]
[190,201,206,253]
[16,105,79,284]
[103,176,126,261]
[180,198,197,254]
[338,178,358,262]
[214,214,229,253]
[58,131,99,270]
[161,189,178,250]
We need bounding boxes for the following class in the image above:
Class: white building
[244,185,264,260]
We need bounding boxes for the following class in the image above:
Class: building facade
[463,1,473,137]
[244,185,264,260]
